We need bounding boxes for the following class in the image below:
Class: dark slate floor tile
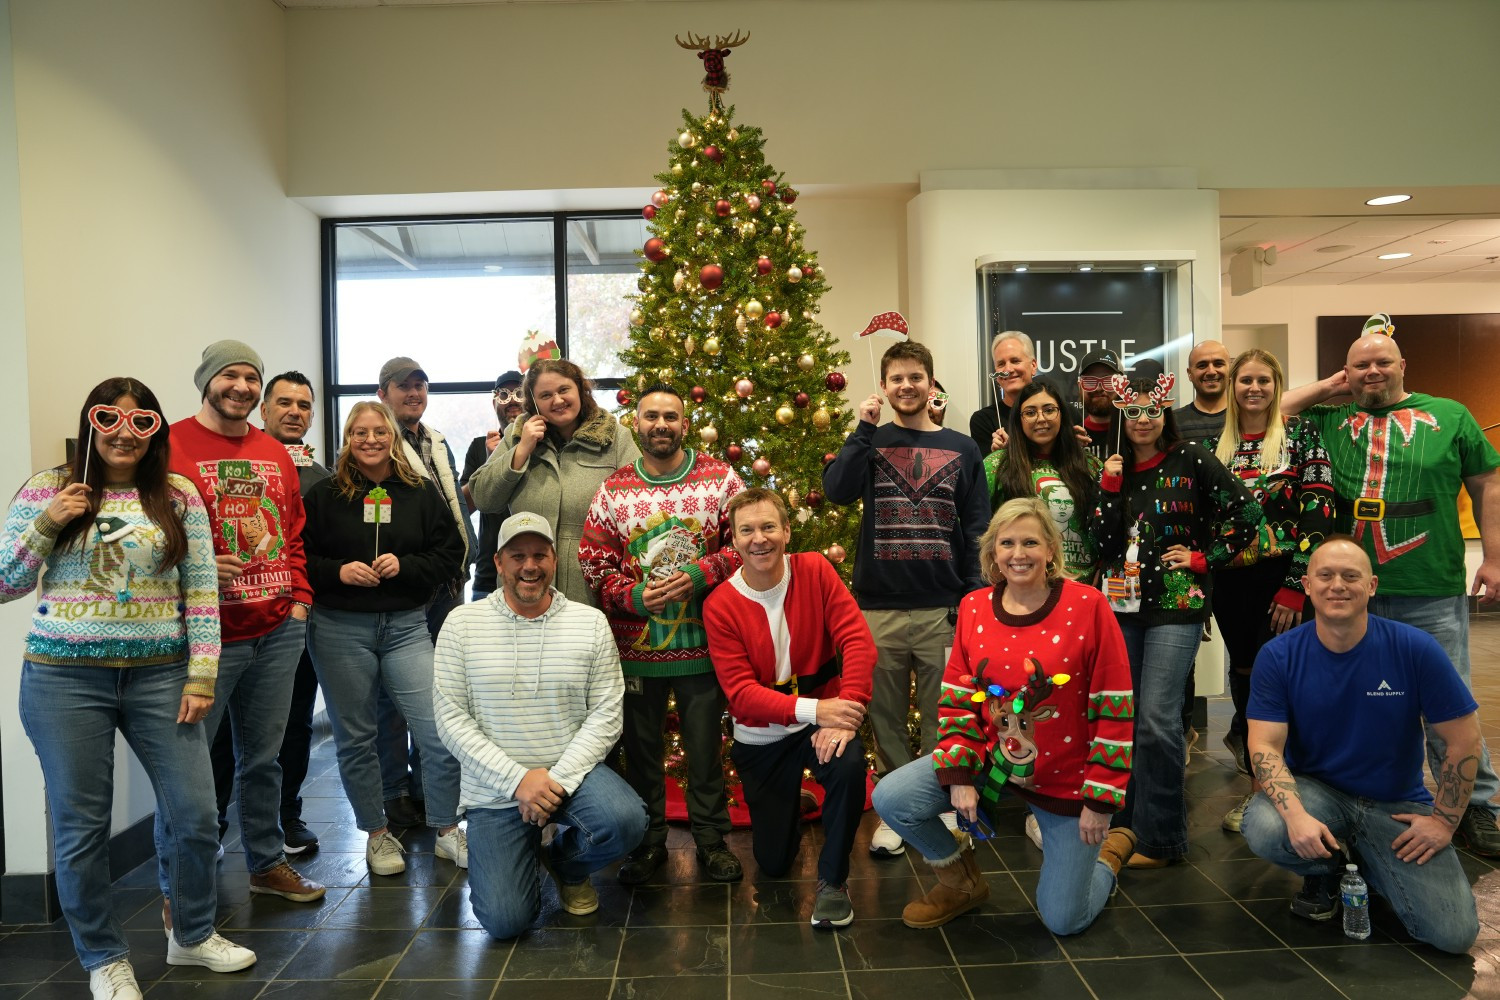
[846,965,969,1000]
[727,922,840,976]
[964,960,1095,1000]
[614,926,729,978]
[1073,955,1220,998]
[836,917,957,971]
[498,926,624,981]
[1139,900,1285,954]
[388,928,510,981]
[728,972,848,999]
[271,928,414,981]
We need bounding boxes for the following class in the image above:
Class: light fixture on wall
[1142,262,1157,272]
[1077,263,1093,272]
[1365,194,1412,206]
[1377,252,1413,260]
[483,264,504,272]
[1012,263,1029,273]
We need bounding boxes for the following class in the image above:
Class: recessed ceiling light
[1142,263,1157,272]
[1316,244,1356,253]
[1377,252,1412,260]
[483,264,504,272]
[1078,263,1093,272]
[1013,263,1028,273]
[1365,194,1412,206]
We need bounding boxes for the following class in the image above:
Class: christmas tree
[619,32,858,574]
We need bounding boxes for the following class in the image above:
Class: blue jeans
[1241,775,1479,954]
[1369,593,1500,816]
[157,613,305,889]
[466,765,647,940]
[20,660,220,970]
[872,757,1117,935]
[1113,619,1201,860]
[376,686,424,802]
[307,606,461,831]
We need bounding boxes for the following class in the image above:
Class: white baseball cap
[498,512,555,549]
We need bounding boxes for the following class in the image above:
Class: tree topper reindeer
[675,30,750,95]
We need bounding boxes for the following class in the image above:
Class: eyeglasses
[1120,404,1164,420]
[88,405,162,439]
[1077,375,1119,391]
[350,428,392,441]
[1020,404,1061,420]
[494,388,525,404]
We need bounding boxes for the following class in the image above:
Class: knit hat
[194,340,264,396]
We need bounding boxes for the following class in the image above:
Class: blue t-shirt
[1248,615,1476,804]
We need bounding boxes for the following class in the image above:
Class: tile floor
[4,618,1500,998]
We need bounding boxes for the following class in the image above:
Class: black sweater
[302,473,464,613]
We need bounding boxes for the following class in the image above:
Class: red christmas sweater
[933,579,1134,816]
[703,552,875,732]
[169,417,310,643]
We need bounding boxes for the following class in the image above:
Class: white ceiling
[1220,215,1500,287]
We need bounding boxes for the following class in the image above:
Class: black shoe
[1290,873,1340,921]
[696,841,744,883]
[1222,730,1249,775]
[618,845,668,886]
[282,819,319,856]
[1455,805,1500,858]
[383,795,423,830]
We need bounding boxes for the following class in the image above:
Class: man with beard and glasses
[165,341,325,910]
[461,371,525,602]
[1281,320,1500,856]
[1076,348,1125,462]
[578,384,746,885]
[824,340,989,856]
[1173,340,1231,444]
[969,331,1038,454]
[435,513,647,939]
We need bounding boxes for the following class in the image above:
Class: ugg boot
[901,830,990,929]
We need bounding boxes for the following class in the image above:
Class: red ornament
[806,490,823,508]
[761,179,777,194]
[825,371,847,392]
[823,453,836,464]
[752,457,772,477]
[642,204,657,221]
[756,256,773,276]
[715,199,732,218]
[782,187,798,204]
[615,388,631,406]
[704,145,722,163]
[643,238,668,262]
[690,385,707,403]
[764,312,782,329]
[794,392,810,408]
[726,444,744,462]
[651,190,670,208]
[699,264,724,291]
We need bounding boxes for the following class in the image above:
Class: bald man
[1282,332,1500,856]
[1172,340,1231,444]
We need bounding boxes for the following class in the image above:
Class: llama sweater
[0,469,221,696]
[578,451,743,678]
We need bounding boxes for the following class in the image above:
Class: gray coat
[469,409,640,607]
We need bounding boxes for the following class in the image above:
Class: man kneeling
[1243,536,1480,954]
[434,513,647,939]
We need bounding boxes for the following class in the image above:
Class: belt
[1336,496,1436,522]
[773,655,841,696]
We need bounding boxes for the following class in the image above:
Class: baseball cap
[379,357,428,388]
[1077,349,1124,375]
[493,370,523,390]
[498,512,555,549]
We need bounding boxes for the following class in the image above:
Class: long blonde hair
[334,401,425,499]
[1217,349,1289,478]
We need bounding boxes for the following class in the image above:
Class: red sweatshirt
[933,579,1134,816]
[169,417,310,642]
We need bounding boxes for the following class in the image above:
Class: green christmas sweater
[983,449,1103,582]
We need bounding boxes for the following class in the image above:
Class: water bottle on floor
[1340,863,1370,940]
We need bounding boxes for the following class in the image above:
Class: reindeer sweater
[933,579,1134,816]
[0,469,221,696]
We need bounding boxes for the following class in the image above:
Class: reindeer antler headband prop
[1148,373,1176,408]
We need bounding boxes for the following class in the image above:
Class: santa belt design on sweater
[772,655,841,696]
[1336,496,1435,522]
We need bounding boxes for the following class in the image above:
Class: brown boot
[902,830,990,929]
[1097,828,1138,885]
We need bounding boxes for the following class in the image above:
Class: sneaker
[869,819,906,857]
[166,930,257,972]
[89,958,142,1000]
[1024,813,1043,851]
[249,861,325,902]
[1184,727,1199,763]
[696,841,744,882]
[1222,730,1249,775]
[1222,794,1253,834]
[811,880,854,929]
[1456,805,1500,858]
[282,818,319,856]
[435,827,469,869]
[1290,872,1340,921]
[366,830,407,876]
[545,863,599,916]
[214,843,224,863]
[383,794,423,830]
[617,844,667,886]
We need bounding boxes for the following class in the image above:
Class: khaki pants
[862,606,954,776]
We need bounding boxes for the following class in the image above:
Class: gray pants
[863,607,954,776]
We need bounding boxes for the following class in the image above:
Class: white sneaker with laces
[166,931,257,972]
[1024,812,1044,851]
[367,830,407,876]
[89,959,142,999]
[436,826,469,869]
[869,819,905,856]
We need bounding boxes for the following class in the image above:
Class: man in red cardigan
[703,488,875,929]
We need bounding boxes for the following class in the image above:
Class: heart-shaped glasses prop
[83,405,162,483]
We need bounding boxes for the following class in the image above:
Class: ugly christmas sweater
[578,450,744,678]
[1207,418,1336,612]
[0,469,221,696]
[1090,442,1264,627]
[932,579,1134,816]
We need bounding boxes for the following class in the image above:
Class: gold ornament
[649,326,666,342]
[694,223,706,238]
[787,266,803,283]
[699,425,719,444]
[728,128,739,140]
[812,408,832,431]
[691,181,703,194]
[673,271,687,291]
[771,225,783,236]
[768,356,780,366]
[674,208,686,222]
[803,310,815,321]
[658,368,674,381]
[704,337,721,356]
[776,405,795,426]
[745,299,765,319]
[786,487,801,509]
[798,354,815,371]
[684,335,696,355]
[735,314,748,333]
[678,131,696,149]
[671,164,684,178]
[629,308,645,326]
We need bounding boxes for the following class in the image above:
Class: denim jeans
[1113,619,1201,860]
[376,686,424,802]
[157,613,305,890]
[872,757,1116,935]
[20,660,220,970]
[307,606,461,831]
[1241,775,1480,954]
[1368,593,1500,816]
[466,765,647,940]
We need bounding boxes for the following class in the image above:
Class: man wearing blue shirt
[1241,536,1480,954]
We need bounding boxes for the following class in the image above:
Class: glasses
[1077,375,1119,391]
[1020,404,1060,420]
[88,405,162,439]
[350,428,392,442]
[1120,404,1164,420]
[494,388,525,404]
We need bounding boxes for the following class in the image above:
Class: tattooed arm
[1391,712,1482,865]
[1247,719,1341,860]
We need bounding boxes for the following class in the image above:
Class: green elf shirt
[983,449,1103,582]
[1302,393,1498,597]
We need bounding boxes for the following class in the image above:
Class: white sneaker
[89,959,142,999]
[869,819,905,856]
[1024,813,1044,851]
[367,830,407,876]
[166,931,257,973]
[436,826,469,869]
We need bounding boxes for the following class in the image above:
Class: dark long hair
[57,378,188,567]
[521,358,599,450]
[1115,377,1182,474]
[1000,380,1098,512]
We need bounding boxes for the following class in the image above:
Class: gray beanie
[194,340,264,396]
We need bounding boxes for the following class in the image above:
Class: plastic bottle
[1340,863,1370,940]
